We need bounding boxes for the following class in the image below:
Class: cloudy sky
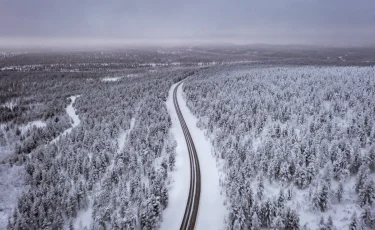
[0,0,374,47]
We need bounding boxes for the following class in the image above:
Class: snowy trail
[161,82,227,230]
[117,118,136,154]
[51,95,81,143]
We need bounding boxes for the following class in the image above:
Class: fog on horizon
[0,0,374,49]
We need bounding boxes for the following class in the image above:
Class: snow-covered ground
[0,99,19,109]
[52,95,81,143]
[101,76,123,82]
[0,96,80,229]
[73,118,136,229]
[338,56,346,62]
[66,96,81,128]
[0,164,26,229]
[117,118,136,153]
[101,74,138,82]
[27,120,46,128]
[21,120,46,134]
[161,83,227,230]
[160,83,191,230]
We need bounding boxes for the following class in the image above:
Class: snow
[27,120,46,128]
[339,56,346,62]
[127,74,138,78]
[72,117,135,229]
[20,120,47,134]
[52,95,81,143]
[101,74,138,82]
[64,95,81,130]
[1,100,18,109]
[161,82,227,230]
[178,83,227,230]
[73,207,93,230]
[117,118,135,153]
[101,76,122,82]
[160,83,191,230]
[0,164,26,229]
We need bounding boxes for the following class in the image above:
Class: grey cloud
[0,0,374,46]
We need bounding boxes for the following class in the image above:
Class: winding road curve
[173,82,201,230]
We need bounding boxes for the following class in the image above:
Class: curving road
[173,82,201,230]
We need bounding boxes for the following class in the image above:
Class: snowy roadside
[177,83,227,230]
[161,82,227,230]
[160,83,190,230]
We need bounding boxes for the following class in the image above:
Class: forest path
[51,95,81,144]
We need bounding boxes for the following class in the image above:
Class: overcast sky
[0,0,374,47]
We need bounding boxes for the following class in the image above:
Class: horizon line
[1,37,375,51]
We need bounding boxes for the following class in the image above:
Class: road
[173,82,201,230]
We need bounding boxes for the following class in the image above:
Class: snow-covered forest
[1,64,375,230]
[183,66,375,230]
[0,68,193,229]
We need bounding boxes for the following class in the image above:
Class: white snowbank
[161,83,227,230]
[177,83,227,230]
[160,83,191,230]
[20,120,47,133]
[101,74,138,82]
[101,77,122,82]
[27,120,46,128]
[73,207,93,230]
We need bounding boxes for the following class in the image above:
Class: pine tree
[355,165,369,193]
[69,220,74,230]
[168,151,176,170]
[349,212,362,230]
[313,183,330,212]
[294,165,308,189]
[287,187,293,201]
[361,205,374,228]
[247,187,254,210]
[251,212,261,230]
[337,182,344,203]
[233,207,246,230]
[259,199,275,227]
[271,215,284,230]
[280,161,291,183]
[257,176,264,201]
[358,179,375,207]
[326,216,334,230]
[277,190,286,209]
[283,208,300,230]
[160,186,169,208]
[350,151,362,175]
[319,216,326,230]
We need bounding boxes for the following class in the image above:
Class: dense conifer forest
[1,68,191,229]
[1,64,375,229]
[184,66,375,229]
